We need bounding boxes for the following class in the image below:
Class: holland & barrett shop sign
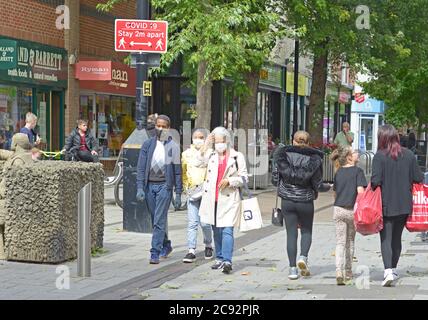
[0,40,17,70]
[0,38,67,88]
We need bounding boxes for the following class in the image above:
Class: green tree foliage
[98,0,284,129]
[272,0,379,143]
[361,0,428,131]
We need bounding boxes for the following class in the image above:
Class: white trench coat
[199,148,248,228]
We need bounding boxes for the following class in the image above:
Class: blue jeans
[187,199,213,250]
[212,226,234,264]
[146,182,173,254]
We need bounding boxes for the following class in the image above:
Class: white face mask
[215,143,227,154]
[193,139,204,148]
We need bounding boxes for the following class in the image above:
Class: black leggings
[281,199,314,267]
[380,215,407,269]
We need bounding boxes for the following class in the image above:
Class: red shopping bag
[354,183,383,235]
[406,184,428,232]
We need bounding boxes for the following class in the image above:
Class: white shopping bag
[239,197,263,232]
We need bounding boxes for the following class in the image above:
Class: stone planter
[2,161,104,264]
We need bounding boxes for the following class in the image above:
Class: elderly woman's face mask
[214,135,228,153]
[192,131,205,149]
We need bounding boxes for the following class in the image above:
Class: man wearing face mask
[181,128,214,263]
[136,115,183,264]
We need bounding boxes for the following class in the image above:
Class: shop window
[80,95,94,129]
[96,95,136,158]
[0,85,32,150]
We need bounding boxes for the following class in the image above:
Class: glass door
[359,115,374,152]
[35,90,50,151]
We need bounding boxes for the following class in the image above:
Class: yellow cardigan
[182,145,208,191]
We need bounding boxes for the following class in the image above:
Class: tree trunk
[307,47,329,145]
[239,71,260,131]
[195,60,212,129]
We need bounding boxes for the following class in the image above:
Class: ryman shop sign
[0,37,67,88]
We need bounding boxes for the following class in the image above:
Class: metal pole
[136,0,150,129]
[293,39,299,134]
[78,182,91,277]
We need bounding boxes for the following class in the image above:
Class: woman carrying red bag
[371,124,424,287]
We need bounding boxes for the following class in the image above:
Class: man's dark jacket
[64,128,99,153]
[137,136,183,194]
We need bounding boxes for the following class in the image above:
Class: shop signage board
[79,62,136,96]
[0,37,67,88]
[286,72,307,96]
[75,61,112,81]
[355,92,365,103]
[115,19,168,53]
[0,39,17,70]
[352,98,385,114]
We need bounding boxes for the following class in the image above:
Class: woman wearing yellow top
[182,128,213,263]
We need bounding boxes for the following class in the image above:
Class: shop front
[324,85,352,144]
[0,37,67,151]
[350,96,386,152]
[76,60,136,161]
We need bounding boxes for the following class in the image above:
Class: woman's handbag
[187,184,203,201]
[239,177,263,232]
[354,183,383,235]
[406,183,428,232]
[272,178,284,227]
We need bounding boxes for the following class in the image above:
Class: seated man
[63,119,99,162]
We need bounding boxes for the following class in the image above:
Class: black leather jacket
[272,145,329,202]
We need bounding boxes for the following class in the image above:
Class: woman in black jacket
[371,124,423,287]
[272,131,330,280]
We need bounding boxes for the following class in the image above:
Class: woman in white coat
[199,127,248,274]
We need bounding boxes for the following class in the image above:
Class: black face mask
[147,122,155,131]
[156,128,169,141]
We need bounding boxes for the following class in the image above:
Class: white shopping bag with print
[239,196,263,232]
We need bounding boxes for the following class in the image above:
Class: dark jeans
[146,182,173,254]
[380,215,408,269]
[75,150,99,163]
[281,199,314,267]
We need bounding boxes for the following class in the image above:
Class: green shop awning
[0,37,67,88]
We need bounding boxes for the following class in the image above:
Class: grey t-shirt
[333,166,367,207]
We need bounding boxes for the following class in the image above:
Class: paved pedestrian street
[0,189,428,300]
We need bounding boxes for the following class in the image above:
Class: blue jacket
[136,136,183,194]
[20,127,37,146]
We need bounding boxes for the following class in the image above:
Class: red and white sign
[79,61,136,96]
[355,92,365,103]
[75,61,112,81]
[115,19,168,53]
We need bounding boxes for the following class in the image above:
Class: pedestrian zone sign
[143,81,152,97]
[115,19,168,53]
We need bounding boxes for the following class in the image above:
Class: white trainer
[382,269,394,287]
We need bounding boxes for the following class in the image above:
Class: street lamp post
[122,0,152,233]
[293,39,299,135]
[136,0,150,129]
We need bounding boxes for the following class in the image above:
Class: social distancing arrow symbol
[130,41,152,47]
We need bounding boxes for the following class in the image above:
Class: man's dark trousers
[146,182,172,254]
